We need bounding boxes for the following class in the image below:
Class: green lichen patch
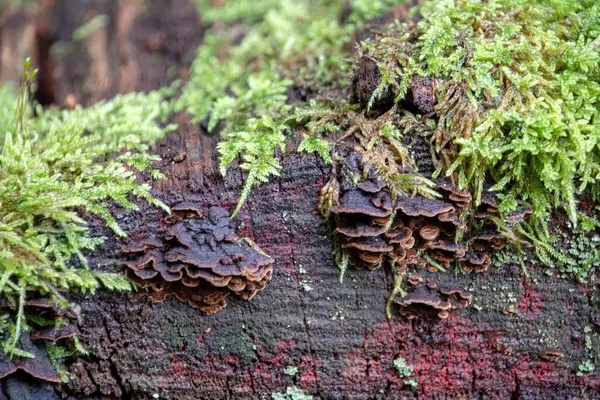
[544,217,600,281]
[272,386,313,400]
[284,365,299,376]
[578,323,599,376]
[393,356,418,388]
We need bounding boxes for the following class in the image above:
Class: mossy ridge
[182,0,600,283]
[0,60,174,358]
[179,0,409,216]
[364,0,600,228]
[299,102,441,209]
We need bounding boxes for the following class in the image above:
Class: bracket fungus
[323,150,534,319]
[327,152,519,276]
[0,298,75,382]
[540,349,565,363]
[121,206,274,314]
[395,281,473,319]
[0,334,61,383]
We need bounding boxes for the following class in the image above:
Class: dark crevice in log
[32,5,54,106]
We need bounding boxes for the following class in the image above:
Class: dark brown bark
[1,1,600,399]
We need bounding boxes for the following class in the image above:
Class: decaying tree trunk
[1,1,599,399]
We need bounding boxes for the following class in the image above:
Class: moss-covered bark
[1,0,600,399]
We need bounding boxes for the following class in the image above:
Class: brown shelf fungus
[0,333,62,383]
[396,281,473,319]
[0,298,76,382]
[540,349,565,363]
[121,206,274,314]
[327,152,514,275]
[324,151,531,318]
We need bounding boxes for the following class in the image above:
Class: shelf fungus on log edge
[0,298,76,382]
[398,274,473,319]
[121,206,274,314]
[325,151,531,318]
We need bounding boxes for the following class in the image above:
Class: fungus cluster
[396,275,472,319]
[121,205,274,314]
[0,298,75,382]
[329,152,525,276]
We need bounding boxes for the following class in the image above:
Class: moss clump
[0,85,17,133]
[179,0,408,216]
[0,60,173,357]
[194,0,282,24]
[364,0,600,226]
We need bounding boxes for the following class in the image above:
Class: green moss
[365,0,600,226]
[179,0,408,216]
[46,337,88,382]
[297,134,332,165]
[0,60,173,357]
[350,0,406,23]
[386,262,407,319]
[194,0,281,24]
[218,116,289,217]
[0,84,17,137]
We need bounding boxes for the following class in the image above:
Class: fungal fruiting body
[329,152,527,273]
[122,205,274,314]
[326,151,530,318]
[0,298,75,382]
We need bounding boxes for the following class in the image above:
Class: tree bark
[1,1,599,399]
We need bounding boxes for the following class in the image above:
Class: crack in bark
[512,370,521,400]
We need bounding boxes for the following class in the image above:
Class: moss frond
[0,60,174,356]
[362,0,600,228]
[220,116,288,217]
[297,134,332,164]
[180,0,408,216]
